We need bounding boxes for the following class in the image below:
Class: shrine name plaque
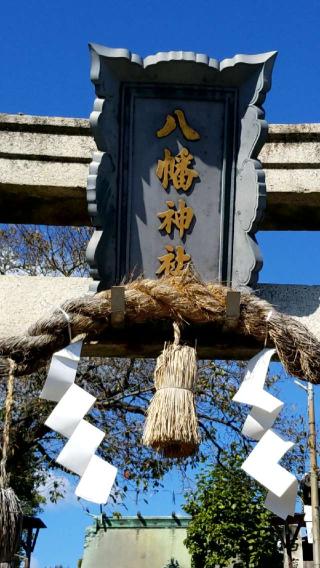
[86,46,276,290]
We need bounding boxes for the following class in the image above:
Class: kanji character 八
[156,109,200,141]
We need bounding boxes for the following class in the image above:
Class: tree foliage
[2,357,255,513]
[184,449,283,568]
[0,224,90,276]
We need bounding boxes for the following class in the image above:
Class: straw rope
[0,360,22,563]
[0,360,15,489]
[0,272,319,382]
[143,322,200,457]
[0,488,22,563]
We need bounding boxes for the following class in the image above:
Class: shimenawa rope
[0,359,22,563]
[0,273,319,383]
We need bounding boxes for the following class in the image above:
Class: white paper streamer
[264,481,298,520]
[45,384,96,438]
[56,419,105,476]
[40,340,83,402]
[75,456,118,504]
[242,406,283,441]
[233,349,298,519]
[306,523,313,544]
[304,506,313,543]
[233,348,283,440]
[41,342,118,504]
[235,348,276,394]
[241,430,296,497]
[304,505,312,521]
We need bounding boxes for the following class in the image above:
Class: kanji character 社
[156,245,191,276]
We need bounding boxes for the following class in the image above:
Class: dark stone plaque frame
[86,45,276,289]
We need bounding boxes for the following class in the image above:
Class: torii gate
[0,85,319,357]
[0,47,320,568]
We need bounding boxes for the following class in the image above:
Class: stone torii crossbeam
[0,113,319,360]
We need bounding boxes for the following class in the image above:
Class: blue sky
[0,0,320,123]
[1,0,320,566]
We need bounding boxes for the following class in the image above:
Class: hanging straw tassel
[143,323,200,458]
[0,359,22,564]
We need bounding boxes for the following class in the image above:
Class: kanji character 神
[157,199,195,238]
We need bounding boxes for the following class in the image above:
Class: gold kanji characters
[156,109,200,141]
[156,245,191,276]
[158,199,194,238]
[154,110,199,277]
[156,148,199,191]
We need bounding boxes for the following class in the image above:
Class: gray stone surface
[0,114,319,228]
[257,284,320,341]
[0,276,91,337]
[0,130,95,159]
[0,113,90,129]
